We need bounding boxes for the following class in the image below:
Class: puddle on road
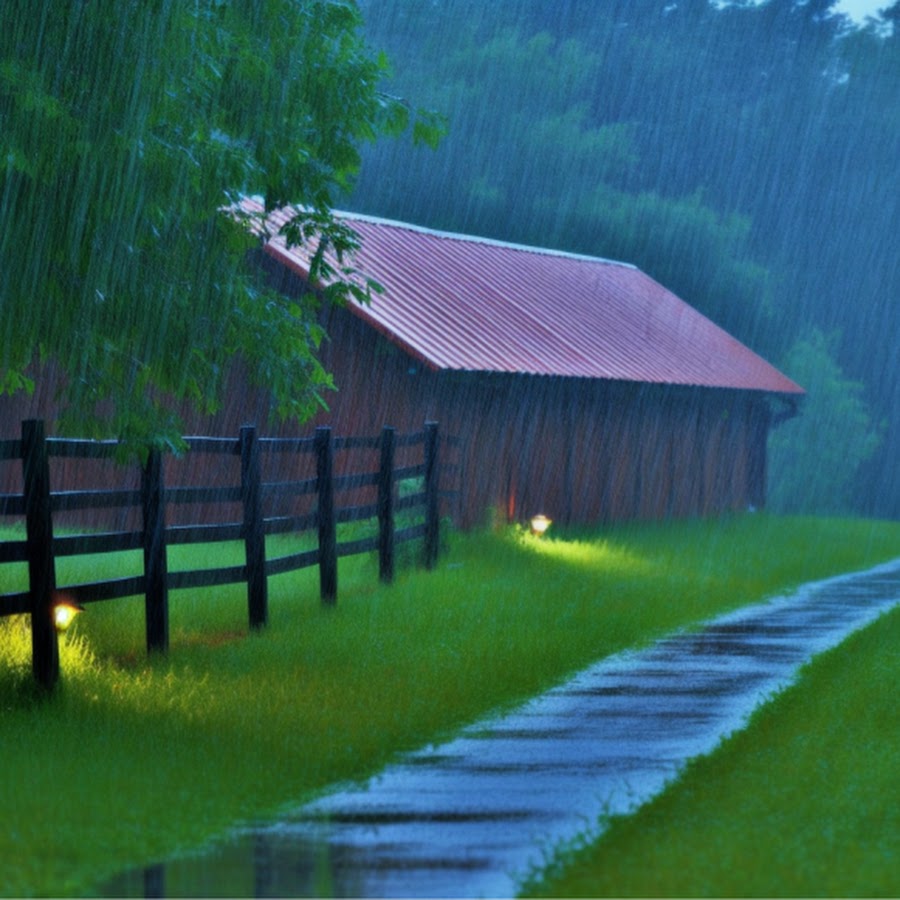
[99,560,900,899]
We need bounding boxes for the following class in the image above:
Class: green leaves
[1,0,440,449]
[768,330,885,514]
[277,206,385,309]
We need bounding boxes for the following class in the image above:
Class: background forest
[346,0,898,519]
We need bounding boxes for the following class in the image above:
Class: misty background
[341,0,898,519]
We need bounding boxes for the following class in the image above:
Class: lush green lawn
[1,514,898,896]
[524,602,900,898]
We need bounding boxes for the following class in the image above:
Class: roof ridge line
[331,208,637,270]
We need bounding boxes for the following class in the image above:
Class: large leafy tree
[0,0,440,448]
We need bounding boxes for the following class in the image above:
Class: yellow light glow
[53,600,84,632]
[530,514,552,536]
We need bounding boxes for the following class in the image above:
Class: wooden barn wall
[301,306,772,528]
[1,269,773,530]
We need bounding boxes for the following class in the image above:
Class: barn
[241,202,803,528]
[1,203,803,530]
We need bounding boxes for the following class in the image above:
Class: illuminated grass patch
[1,514,898,896]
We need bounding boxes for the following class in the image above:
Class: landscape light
[53,599,84,633]
[530,514,552,536]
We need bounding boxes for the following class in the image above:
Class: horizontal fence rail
[0,419,450,690]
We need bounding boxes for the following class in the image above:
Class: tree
[0,0,441,450]
[768,330,884,515]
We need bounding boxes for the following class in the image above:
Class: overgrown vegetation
[1,514,898,896]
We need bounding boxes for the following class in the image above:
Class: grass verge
[0,513,898,896]
[523,601,900,897]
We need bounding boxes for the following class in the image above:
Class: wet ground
[101,559,900,898]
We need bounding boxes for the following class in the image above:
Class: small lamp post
[530,514,552,537]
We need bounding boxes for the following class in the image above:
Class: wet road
[102,559,900,898]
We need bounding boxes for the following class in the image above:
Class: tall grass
[1,513,898,896]
[524,603,900,898]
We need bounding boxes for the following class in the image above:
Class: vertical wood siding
[1,287,775,530]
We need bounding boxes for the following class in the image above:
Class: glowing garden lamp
[53,599,84,633]
[530,514,552,537]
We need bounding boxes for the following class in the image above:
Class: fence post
[141,447,169,654]
[241,425,267,629]
[143,864,165,900]
[378,426,396,584]
[424,421,440,570]
[315,426,337,604]
[22,419,59,690]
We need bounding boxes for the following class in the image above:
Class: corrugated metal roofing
[243,199,803,395]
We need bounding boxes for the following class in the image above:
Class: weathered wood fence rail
[0,419,445,690]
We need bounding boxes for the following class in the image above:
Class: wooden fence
[0,419,444,690]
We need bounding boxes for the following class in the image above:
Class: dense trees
[0,0,440,449]
[769,330,884,514]
[352,0,898,516]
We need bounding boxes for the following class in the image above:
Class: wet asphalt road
[102,559,900,898]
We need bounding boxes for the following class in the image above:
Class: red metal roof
[244,199,803,395]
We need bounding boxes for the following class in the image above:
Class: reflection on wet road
[101,560,900,898]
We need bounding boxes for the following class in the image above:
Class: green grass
[0,513,898,896]
[523,602,900,898]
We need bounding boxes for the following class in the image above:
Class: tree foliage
[768,330,883,514]
[0,0,441,449]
